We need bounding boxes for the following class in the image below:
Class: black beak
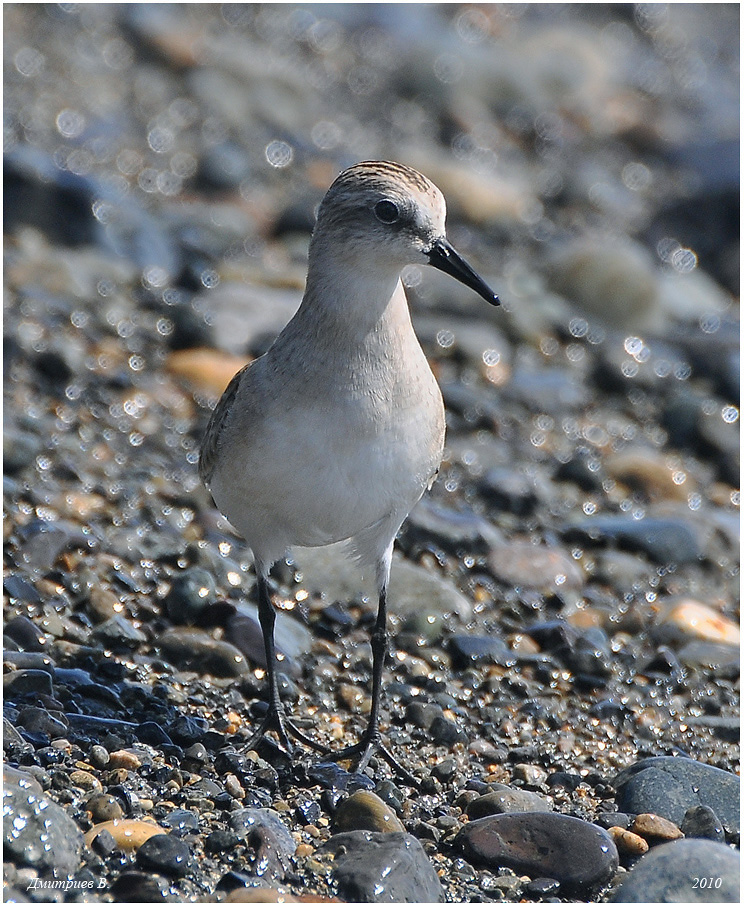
[426,238,500,306]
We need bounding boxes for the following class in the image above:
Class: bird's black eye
[374,200,400,224]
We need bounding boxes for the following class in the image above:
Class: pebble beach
[3,4,740,904]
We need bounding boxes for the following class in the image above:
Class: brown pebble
[296,843,314,858]
[85,793,124,823]
[166,348,251,396]
[69,770,101,792]
[609,826,649,855]
[631,813,684,841]
[108,750,141,770]
[334,790,404,833]
[84,819,166,852]
[223,888,292,903]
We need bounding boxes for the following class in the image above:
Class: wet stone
[3,766,84,876]
[609,839,740,903]
[4,616,48,651]
[565,516,701,565]
[681,806,725,843]
[319,830,444,903]
[91,614,147,648]
[334,790,405,834]
[135,832,196,877]
[479,467,540,516]
[3,669,54,699]
[614,757,740,837]
[17,520,82,572]
[162,809,200,832]
[454,812,618,896]
[158,627,250,677]
[18,705,68,738]
[404,498,501,553]
[608,826,649,856]
[164,567,218,624]
[110,870,170,901]
[466,785,552,819]
[306,762,375,794]
[85,792,124,823]
[429,714,466,746]
[631,813,684,842]
[448,635,513,670]
[228,809,296,879]
[489,541,584,592]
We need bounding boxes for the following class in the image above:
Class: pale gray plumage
[200,160,498,779]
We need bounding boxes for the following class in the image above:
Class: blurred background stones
[3,4,739,903]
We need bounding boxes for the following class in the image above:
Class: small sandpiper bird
[199,160,499,780]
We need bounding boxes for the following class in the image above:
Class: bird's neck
[295,246,415,345]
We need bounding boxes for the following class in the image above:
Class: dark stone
[614,757,740,837]
[166,714,209,746]
[564,516,701,565]
[405,701,445,731]
[429,714,466,746]
[136,721,173,746]
[306,762,375,794]
[17,520,81,571]
[206,829,241,853]
[448,635,513,670]
[18,705,68,737]
[566,627,612,678]
[90,827,118,856]
[524,877,562,897]
[109,871,170,901]
[3,669,53,699]
[228,808,296,879]
[4,616,47,651]
[92,615,147,648]
[479,467,540,516]
[609,839,739,903]
[3,574,42,605]
[162,809,200,832]
[164,568,218,624]
[595,812,633,830]
[135,833,196,878]
[453,812,618,896]
[680,806,725,843]
[295,795,321,826]
[320,830,444,902]
[158,628,250,677]
[466,786,552,818]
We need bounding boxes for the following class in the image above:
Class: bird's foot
[247,706,329,756]
[329,731,419,787]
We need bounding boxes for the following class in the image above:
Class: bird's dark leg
[329,548,418,785]
[247,569,327,754]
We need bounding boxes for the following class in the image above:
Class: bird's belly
[212,390,444,556]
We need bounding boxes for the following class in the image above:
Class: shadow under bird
[199,160,499,781]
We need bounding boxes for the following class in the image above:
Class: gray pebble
[320,830,444,902]
[3,767,84,876]
[158,627,250,677]
[681,806,725,843]
[136,833,196,878]
[228,808,296,879]
[614,757,740,837]
[466,785,552,818]
[3,669,53,699]
[454,812,618,896]
[609,839,739,903]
